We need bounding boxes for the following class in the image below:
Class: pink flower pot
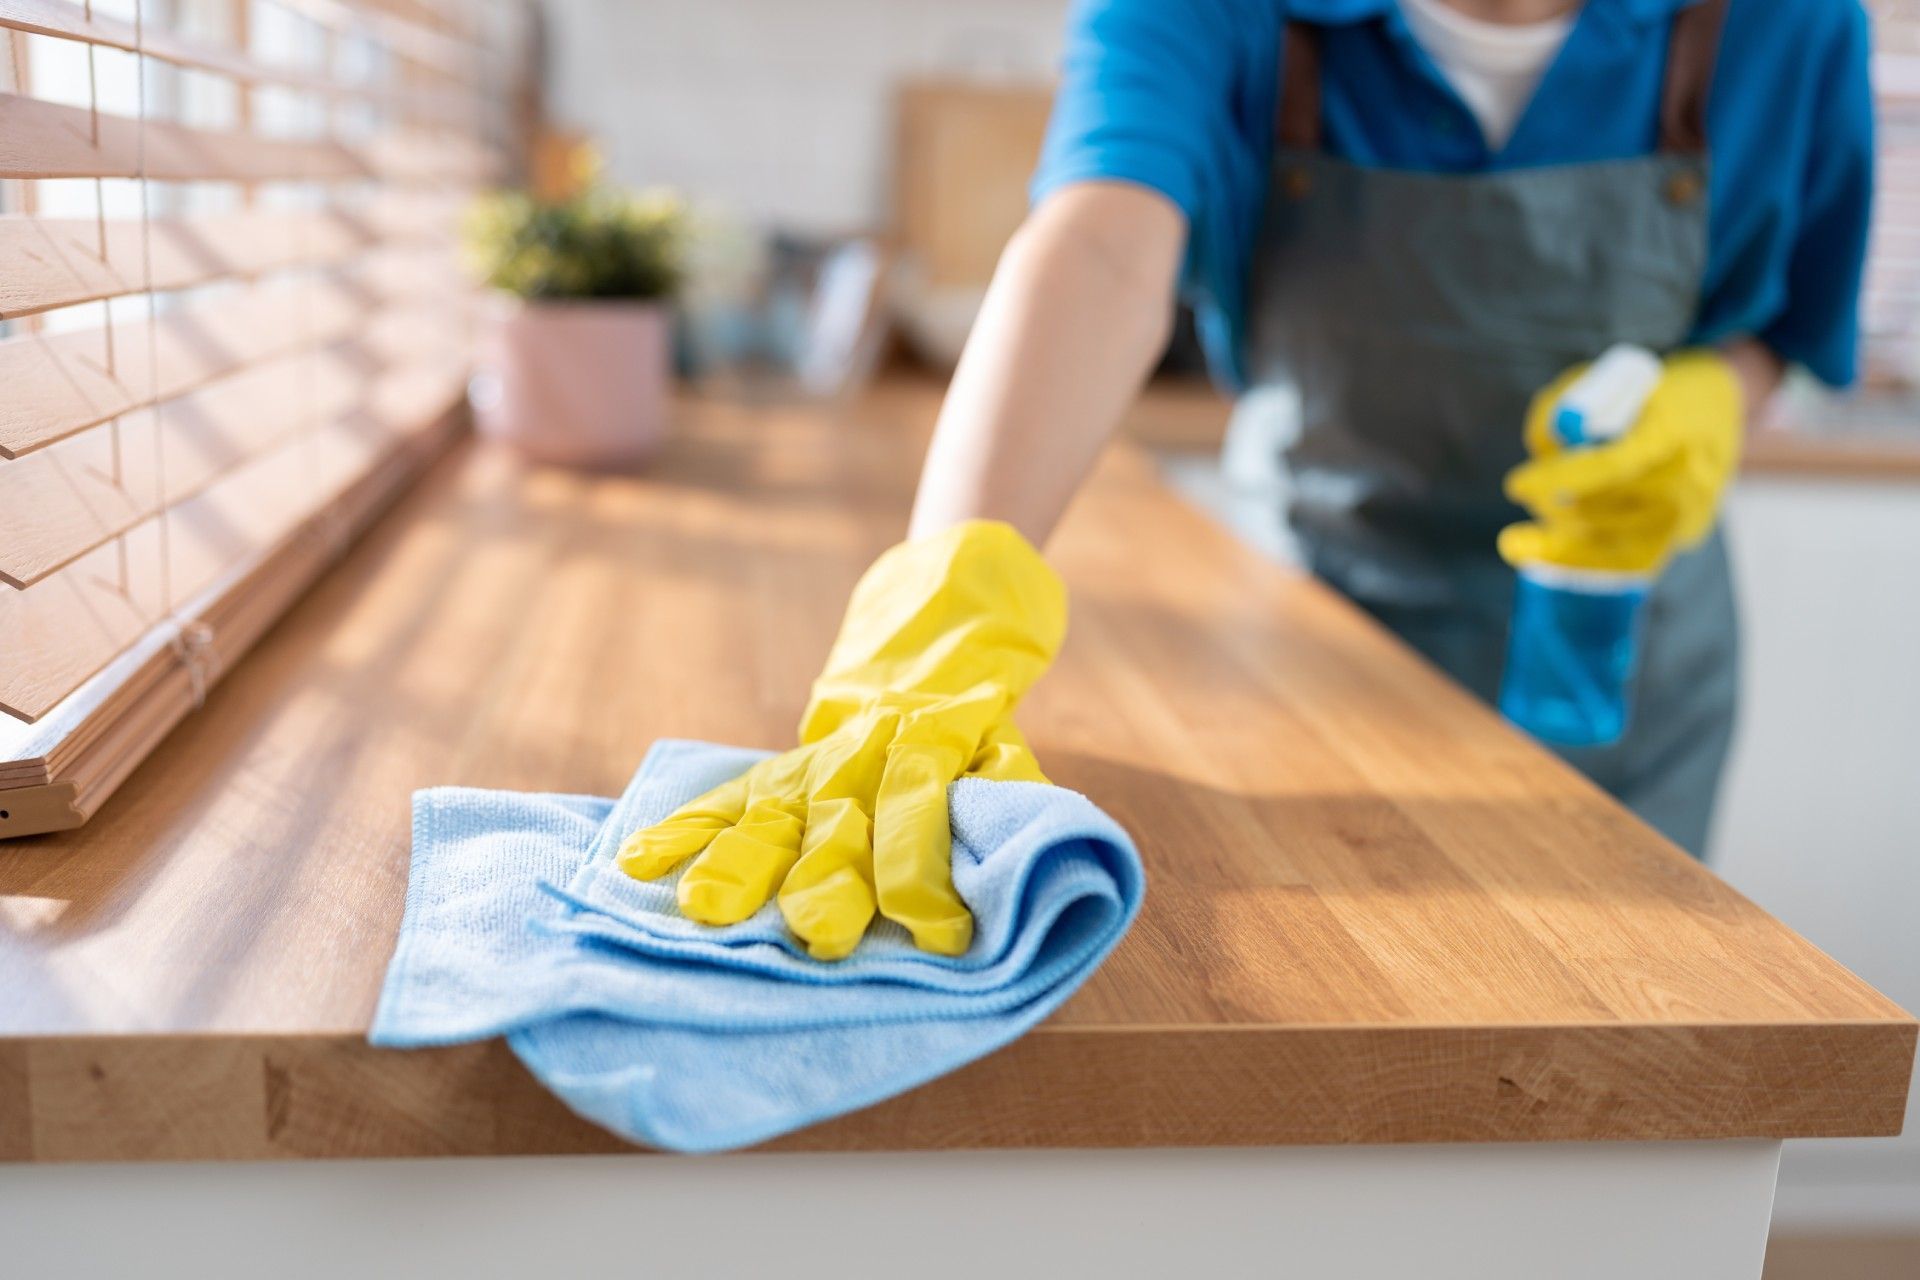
[473,297,672,468]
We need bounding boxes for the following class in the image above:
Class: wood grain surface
[0,381,1911,1161]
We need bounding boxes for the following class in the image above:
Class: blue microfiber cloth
[370,739,1142,1153]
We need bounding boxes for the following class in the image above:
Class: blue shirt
[1032,0,1875,388]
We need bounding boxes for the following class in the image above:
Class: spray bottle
[1498,345,1664,748]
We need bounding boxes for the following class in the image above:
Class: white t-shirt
[1398,0,1576,149]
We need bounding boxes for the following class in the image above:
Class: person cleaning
[624,0,1875,957]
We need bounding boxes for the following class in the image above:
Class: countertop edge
[3,1019,1909,1162]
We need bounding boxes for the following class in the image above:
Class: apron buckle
[1663,169,1704,208]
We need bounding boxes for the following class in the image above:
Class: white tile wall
[543,0,1069,233]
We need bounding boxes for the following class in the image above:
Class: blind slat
[272,0,481,80]
[0,248,466,458]
[0,0,472,123]
[0,0,518,808]
[0,359,471,722]
[0,89,361,182]
[362,130,502,184]
[0,92,497,183]
[0,309,468,587]
[0,196,462,318]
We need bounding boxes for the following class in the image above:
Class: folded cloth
[371,739,1142,1153]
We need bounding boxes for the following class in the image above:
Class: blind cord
[134,0,198,701]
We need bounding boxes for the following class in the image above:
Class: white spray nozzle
[1551,344,1663,447]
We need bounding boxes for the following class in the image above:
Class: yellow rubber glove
[617,520,1066,960]
[1499,349,1743,576]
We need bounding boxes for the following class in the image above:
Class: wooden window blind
[0,0,532,837]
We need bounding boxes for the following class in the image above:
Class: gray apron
[1244,2,1737,857]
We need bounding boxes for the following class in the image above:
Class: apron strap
[1273,0,1728,156]
[1275,21,1324,152]
[1658,0,1728,155]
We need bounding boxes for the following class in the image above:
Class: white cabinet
[1716,475,1920,1231]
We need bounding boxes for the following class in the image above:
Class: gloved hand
[1499,349,1743,576]
[617,520,1066,960]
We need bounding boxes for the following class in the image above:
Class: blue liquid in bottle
[1499,566,1649,747]
[1498,344,1665,748]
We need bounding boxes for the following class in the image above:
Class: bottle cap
[1552,344,1663,447]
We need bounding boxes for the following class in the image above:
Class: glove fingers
[615,770,754,880]
[778,796,878,961]
[872,742,972,956]
[661,750,811,925]
[802,705,896,802]
[1513,349,1741,567]
[965,719,1048,783]
[1496,521,1550,570]
[1507,428,1680,510]
[676,796,807,926]
[1558,491,1683,542]
[1499,515,1675,576]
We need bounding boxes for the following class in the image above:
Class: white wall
[1715,474,1920,1231]
[542,0,1068,234]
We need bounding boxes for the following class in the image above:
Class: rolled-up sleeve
[1757,2,1875,387]
[1032,0,1244,219]
[1031,0,1276,387]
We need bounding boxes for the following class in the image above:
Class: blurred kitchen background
[544,1,1920,1269]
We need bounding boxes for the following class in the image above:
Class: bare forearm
[908,182,1187,544]
[1719,337,1785,428]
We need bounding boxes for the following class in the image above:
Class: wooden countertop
[1123,379,1920,481]
[0,381,1911,1161]
[1742,427,1920,480]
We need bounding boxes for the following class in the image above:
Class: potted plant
[464,162,690,468]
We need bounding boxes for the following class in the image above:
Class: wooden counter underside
[1,384,1911,1161]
